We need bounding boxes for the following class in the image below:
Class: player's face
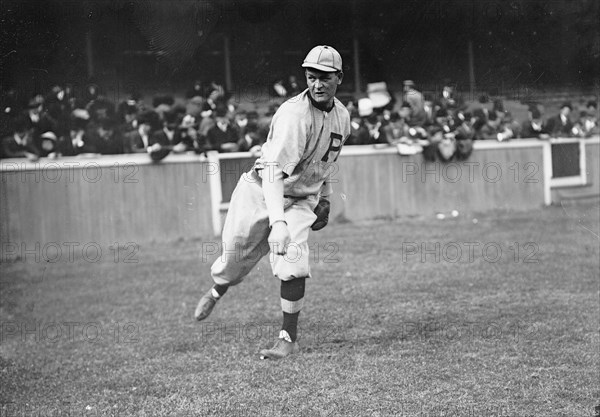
[306,69,342,108]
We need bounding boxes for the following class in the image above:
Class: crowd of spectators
[1,78,598,162]
[0,80,275,161]
[342,80,599,161]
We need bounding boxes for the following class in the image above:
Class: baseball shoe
[259,331,298,360]
[194,289,219,321]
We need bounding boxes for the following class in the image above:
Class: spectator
[119,89,142,106]
[241,111,265,152]
[179,114,207,154]
[153,94,175,120]
[428,108,452,137]
[402,80,424,118]
[1,114,41,160]
[572,110,599,138]
[186,96,205,119]
[236,121,262,153]
[453,112,475,140]
[474,110,499,140]
[197,85,228,137]
[117,91,142,127]
[363,113,387,145]
[452,112,475,160]
[273,75,302,98]
[87,96,115,124]
[583,101,599,137]
[424,108,455,161]
[497,112,518,142]
[63,84,80,114]
[23,94,61,155]
[586,100,598,120]
[25,94,55,136]
[186,80,204,99]
[233,110,249,139]
[59,114,95,156]
[390,101,413,133]
[521,106,548,139]
[492,99,506,121]
[439,80,459,110]
[118,102,139,135]
[84,83,100,106]
[205,110,239,152]
[382,111,408,144]
[472,94,491,126]
[246,110,260,125]
[475,110,516,142]
[286,75,302,97]
[152,110,190,153]
[125,110,159,153]
[273,79,288,98]
[232,110,258,152]
[422,93,435,127]
[37,131,58,157]
[346,110,370,145]
[45,85,69,136]
[94,118,125,155]
[201,80,229,121]
[257,104,278,142]
[544,102,574,137]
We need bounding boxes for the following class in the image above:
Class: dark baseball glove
[311,198,330,231]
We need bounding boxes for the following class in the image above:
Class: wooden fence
[1,137,598,257]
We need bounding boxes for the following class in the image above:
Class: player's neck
[309,94,334,113]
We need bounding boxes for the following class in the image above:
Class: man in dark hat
[544,102,574,137]
[59,114,95,156]
[402,80,424,118]
[1,114,41,160]
[521,105,548,139]
[205,109,239,152]
[152,110,189,153]
[94,118,125,155]
[125,110,160,153]
[572,110,599,138]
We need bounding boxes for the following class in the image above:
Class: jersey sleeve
[257,106,309,177]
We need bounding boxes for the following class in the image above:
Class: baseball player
[194,45,351,360]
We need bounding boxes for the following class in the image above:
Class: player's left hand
[268,220,291,255]
[311,198,330,231]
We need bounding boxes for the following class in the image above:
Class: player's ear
[336,71,344,85]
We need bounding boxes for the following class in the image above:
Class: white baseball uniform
[211,89,350,286]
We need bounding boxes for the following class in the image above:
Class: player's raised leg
[195,176,270,321]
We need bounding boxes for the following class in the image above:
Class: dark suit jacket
[520,120,546,138]
[126,131,153,153]
[152,128,192,150]
[1,134,41,158]
[58,132,97,156]
[95,131,125,155]
[544,115,573,137]
[205,124,239,152]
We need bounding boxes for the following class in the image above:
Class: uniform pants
[211,170,318,286]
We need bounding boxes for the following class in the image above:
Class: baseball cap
[302,45,342,72]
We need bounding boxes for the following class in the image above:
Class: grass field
[1,203,599,416]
